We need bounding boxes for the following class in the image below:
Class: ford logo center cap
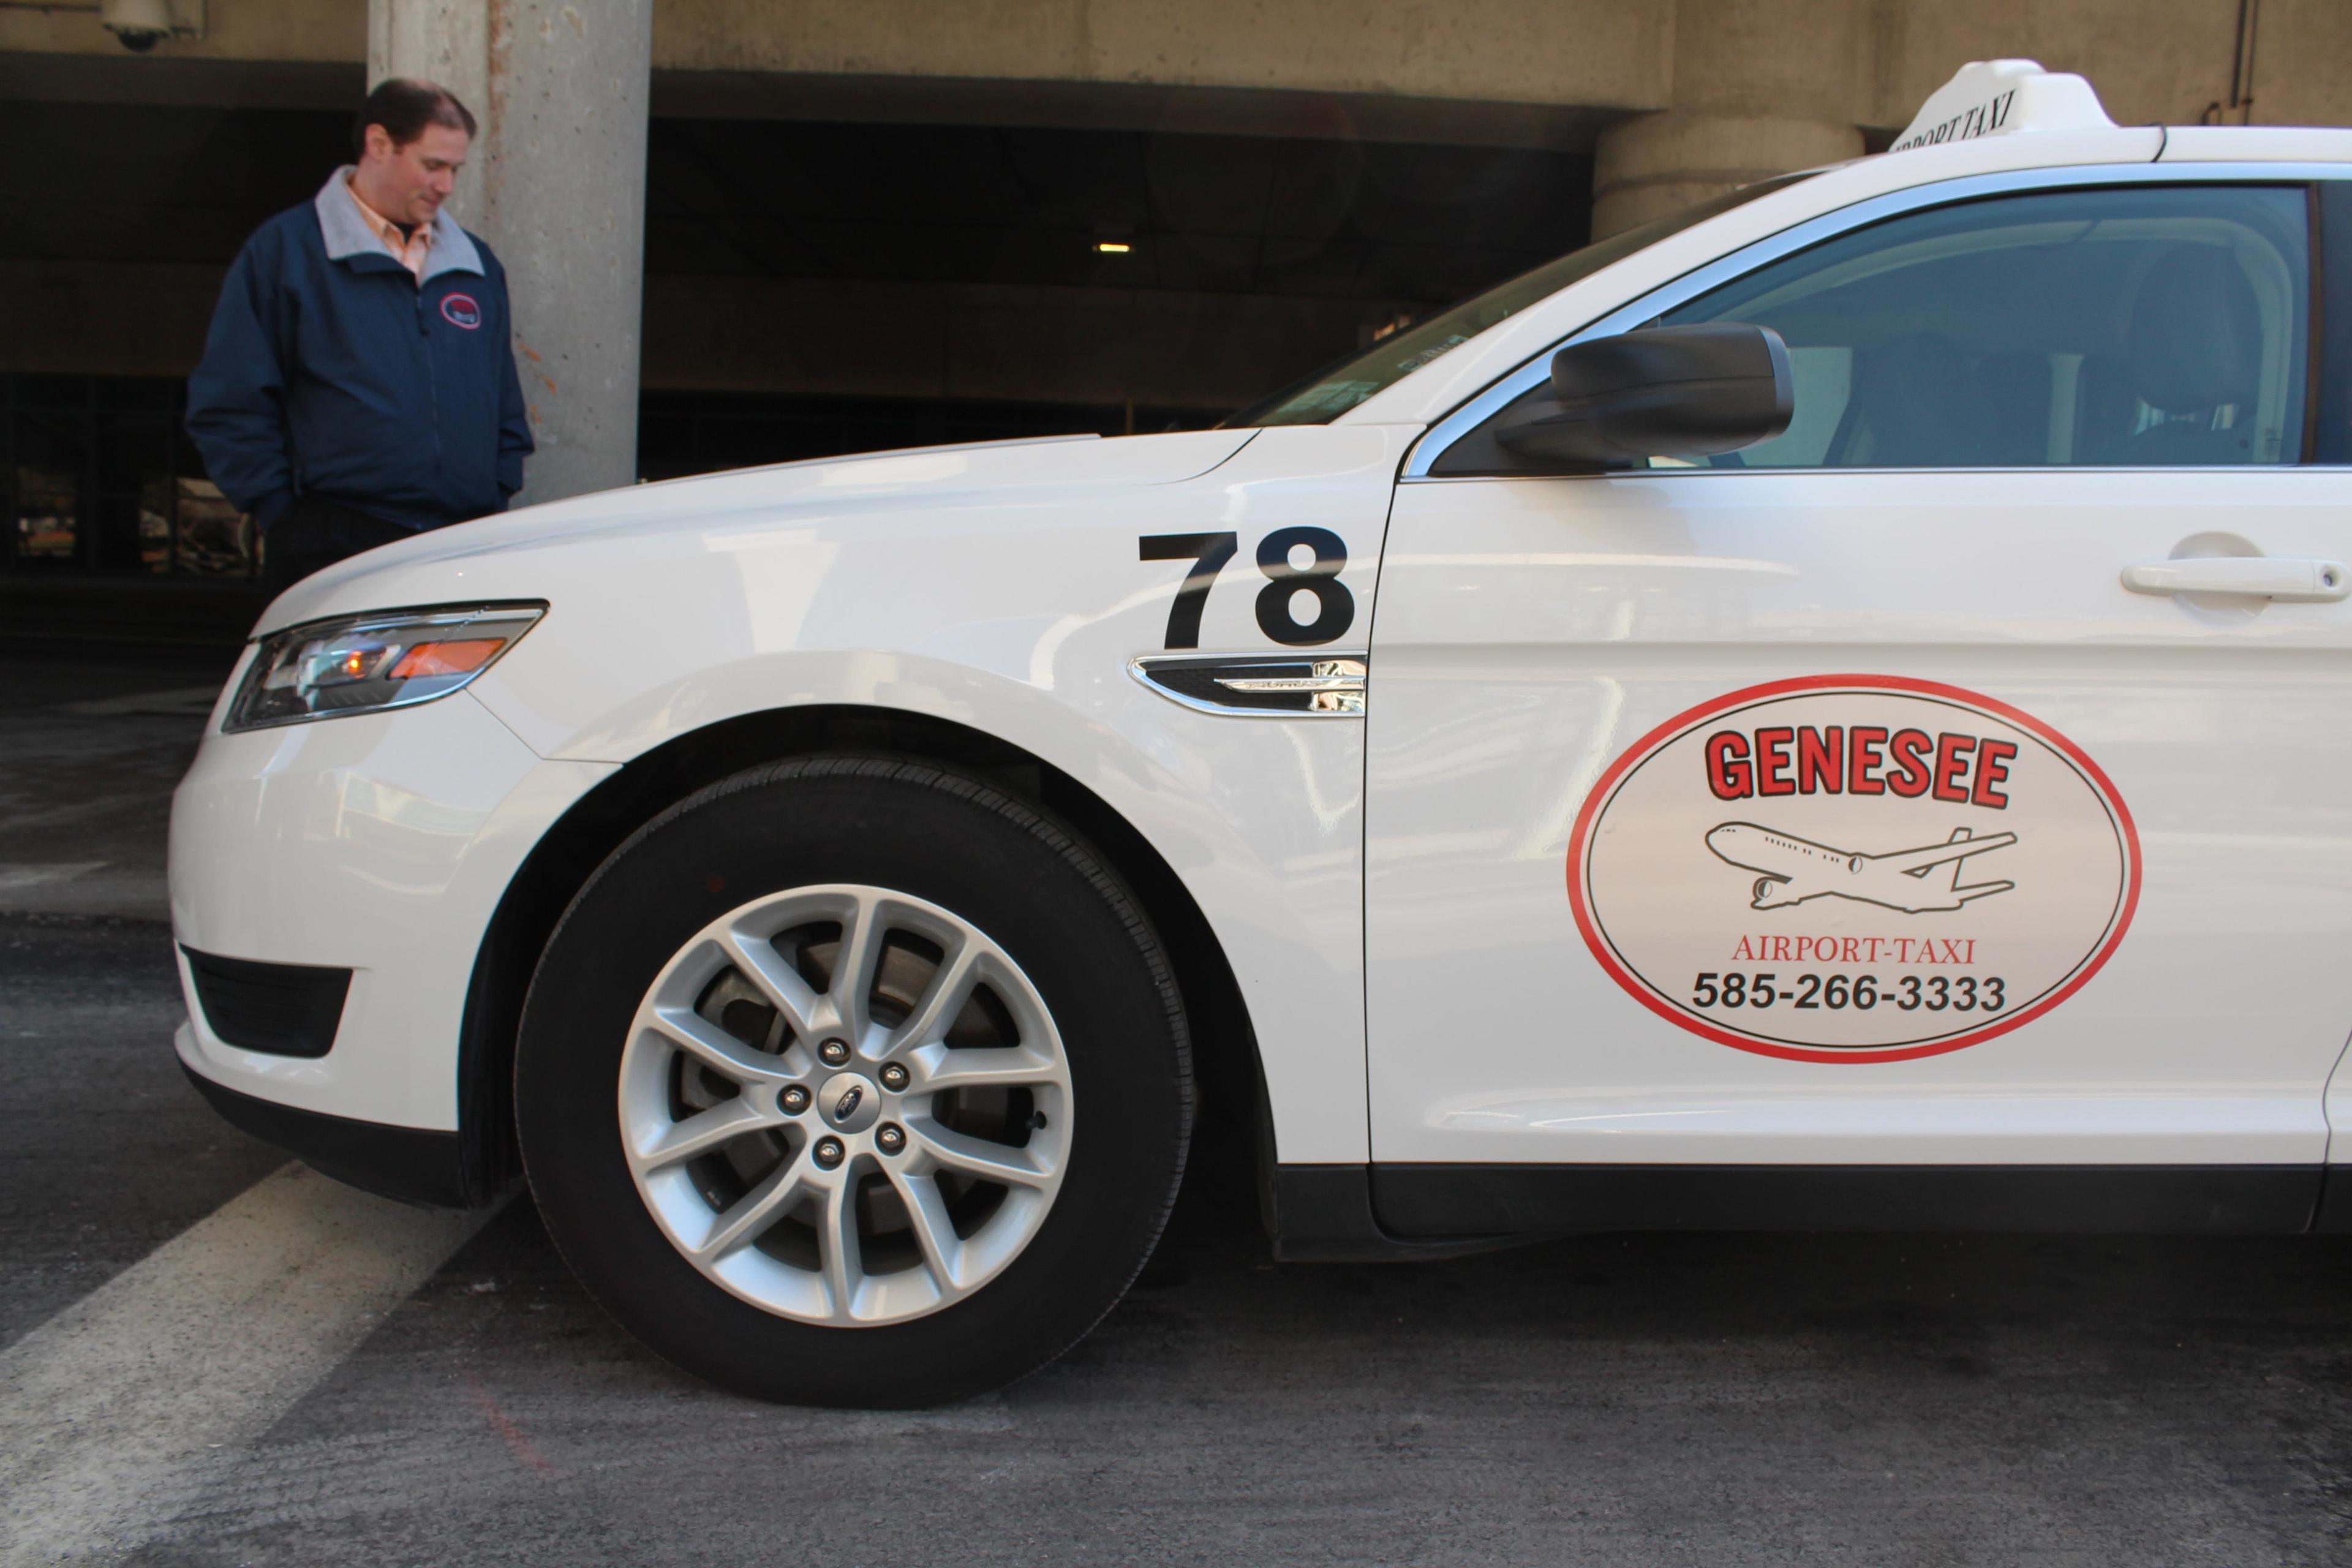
[818,1072,882,1134]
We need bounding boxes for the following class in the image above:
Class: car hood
[258,428,1258,634]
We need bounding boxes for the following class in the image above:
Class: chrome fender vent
[1129,652,1368,717]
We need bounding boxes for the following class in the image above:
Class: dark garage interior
[0,97,1593,632]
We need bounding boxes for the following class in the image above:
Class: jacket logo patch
[1567,675,2139,1064]
[440,293,483,329]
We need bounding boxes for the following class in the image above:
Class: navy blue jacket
[186,170,533,531]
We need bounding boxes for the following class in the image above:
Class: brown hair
[353,77,477,158]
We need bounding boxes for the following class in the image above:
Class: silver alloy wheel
[617,884,1072,1326]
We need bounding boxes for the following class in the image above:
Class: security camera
[100,0,178,51]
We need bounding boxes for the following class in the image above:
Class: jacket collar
[313,166,483,284]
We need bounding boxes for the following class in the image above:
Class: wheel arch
[454,703,1270,1214]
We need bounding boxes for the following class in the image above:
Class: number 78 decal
[1137,528,1355,649]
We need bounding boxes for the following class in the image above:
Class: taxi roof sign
[1891,59,2114,152]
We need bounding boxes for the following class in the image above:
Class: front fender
[412,425,1414,1163]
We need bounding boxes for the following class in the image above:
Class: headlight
[223,603,546,733]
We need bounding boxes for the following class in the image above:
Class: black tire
[515,755,1193,1407]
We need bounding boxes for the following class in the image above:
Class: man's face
[357,123,470,227]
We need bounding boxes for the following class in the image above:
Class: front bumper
[170,685,614,1151]
[178,1054,473,1207]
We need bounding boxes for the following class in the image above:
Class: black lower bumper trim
[182,946,350,1059]
[1265,1163,2327,1257]
[1265,1165,1518,1262]
[2315,1167,2352,1232]
[181,1062,483,1210]
[1370,1162,2323,1239]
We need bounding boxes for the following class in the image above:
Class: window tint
[2317,182,2352,464]
[1655,184,2310,469]
[1226,175,1816,428]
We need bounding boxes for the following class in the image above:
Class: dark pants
[262,496,424,597]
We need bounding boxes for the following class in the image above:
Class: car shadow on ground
[135,1149,2352,1567]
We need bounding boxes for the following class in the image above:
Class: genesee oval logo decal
[440,292,482,329]
[1567,675,2139,1064]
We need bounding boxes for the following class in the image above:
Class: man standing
[186,78,533,595]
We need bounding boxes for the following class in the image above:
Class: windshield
[1225,173,1818,428]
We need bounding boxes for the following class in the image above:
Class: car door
[1362,169,2352,1233]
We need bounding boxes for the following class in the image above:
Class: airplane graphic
[1705,822,2019,913]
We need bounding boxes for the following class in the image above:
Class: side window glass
[1656,184,2310,469]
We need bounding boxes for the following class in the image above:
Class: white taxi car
[172,62,2352,1406]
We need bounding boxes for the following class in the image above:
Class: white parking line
[0,863,108,893]
[56,687,224,719]
[0,864,165,922]
[0,1162,496,1565]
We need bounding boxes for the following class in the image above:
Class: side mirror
[1494,323,1794,470]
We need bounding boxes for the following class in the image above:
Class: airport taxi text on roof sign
[1890,59,2117,151]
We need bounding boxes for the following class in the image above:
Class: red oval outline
[1565,674,2141,1065]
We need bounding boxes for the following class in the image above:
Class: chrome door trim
[1401,161,2346,481]
[1130,652,1369,717]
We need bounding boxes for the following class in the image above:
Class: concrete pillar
[368,0,651,506]
[1591,0,1865,238]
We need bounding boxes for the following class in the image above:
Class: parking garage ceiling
[3,100,1591,310]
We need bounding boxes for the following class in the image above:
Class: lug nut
[876,1123,905,1155]
[879,1063,910,1092]
[780,1085,810,1115]
[818,1038,851,1067]
[813,1136,845,1169]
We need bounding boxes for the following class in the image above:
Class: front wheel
[516,756,1192,1406]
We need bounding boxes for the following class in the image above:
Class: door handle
[2120,556,2351,602]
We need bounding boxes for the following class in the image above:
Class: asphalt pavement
[0,641,235,922]
[7,642,2352,1566]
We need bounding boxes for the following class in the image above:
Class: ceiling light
[1093,241,1133,255]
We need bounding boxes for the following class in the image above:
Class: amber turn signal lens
[388,639,505,680]
[225,604,544,732]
